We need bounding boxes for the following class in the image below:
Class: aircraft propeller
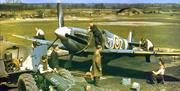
[65,34,88,45]
[48,37,59,49]
[48,0,64,49]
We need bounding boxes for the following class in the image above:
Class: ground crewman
[34,27,45,40]
[147,58,165,84]
[144,39,154,51]
[32,27,45,48]
[49,45,59,68]
[88,23,103,48]
[38,55,56,74]
[92,45,102,86]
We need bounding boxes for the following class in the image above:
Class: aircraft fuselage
[55,27,130,54]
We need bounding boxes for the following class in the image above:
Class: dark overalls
[90,25,103,48]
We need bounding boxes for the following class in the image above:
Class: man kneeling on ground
[147,58,165,84]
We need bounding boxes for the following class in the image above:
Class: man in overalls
[92,45,102,86]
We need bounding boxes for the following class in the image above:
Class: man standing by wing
[88,23,103,48]
[88,23,103,86]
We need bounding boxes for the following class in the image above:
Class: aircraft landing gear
[145,55,151,62]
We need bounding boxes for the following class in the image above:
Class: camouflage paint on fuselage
[55,26,130,54]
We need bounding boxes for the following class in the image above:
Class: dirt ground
[0,40,180,91]
[3,69,180,91]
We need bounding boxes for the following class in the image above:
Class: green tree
[36,10,44,18]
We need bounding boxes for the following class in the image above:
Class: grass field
[1,16,180,49]
[0,14,180,91]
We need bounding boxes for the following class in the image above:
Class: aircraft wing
[12,34,66,49]
[83,49,180,62]
[83,49,180,56]
[102,49,180,56]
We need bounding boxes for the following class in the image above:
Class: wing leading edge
[83,49,180,56]
[12,34,66,50]
[83,49,180,62]
[102,49,180,56]
[84,49,180,56]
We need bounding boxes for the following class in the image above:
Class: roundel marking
[114,36,120,49]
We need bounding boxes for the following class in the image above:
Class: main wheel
[18,74,38,91]
[57,68,75,84]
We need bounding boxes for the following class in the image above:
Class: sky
[0,0,180,3]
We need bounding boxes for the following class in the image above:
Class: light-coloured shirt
[36,29,44,36]
[38,64,53,74]
[153,66,165,75]
[146,39,153,48]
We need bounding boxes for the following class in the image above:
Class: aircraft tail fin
[57,0,64,27]
[127,31,134,49]
[128,31,133,43]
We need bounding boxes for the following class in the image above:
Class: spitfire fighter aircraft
[13,0,180,66]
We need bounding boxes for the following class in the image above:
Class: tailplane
[128,31,133,43]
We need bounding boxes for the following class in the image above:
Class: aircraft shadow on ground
[164,75,180,81]
[56,59,180,81]
[57,59,148,79]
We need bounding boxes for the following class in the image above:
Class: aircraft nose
[54,27,71,40]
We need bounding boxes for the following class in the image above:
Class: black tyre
[57,68,75,84]
[18,74,38,91]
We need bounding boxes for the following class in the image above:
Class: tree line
[0,3,180,11]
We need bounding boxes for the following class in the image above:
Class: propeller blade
[65,34,88,45]
[57,0,64,27]
[48,37,59,49]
